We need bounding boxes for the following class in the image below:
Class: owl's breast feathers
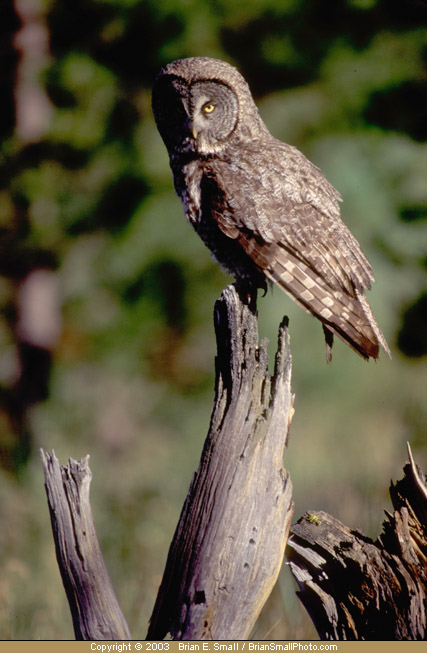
[174,140,390,361]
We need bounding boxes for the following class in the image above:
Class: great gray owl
[152,57,390,362]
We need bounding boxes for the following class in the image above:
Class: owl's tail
[240,237,390,361]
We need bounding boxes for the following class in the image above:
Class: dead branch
[40,449,131,640]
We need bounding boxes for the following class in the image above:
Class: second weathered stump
[287,445,427,640]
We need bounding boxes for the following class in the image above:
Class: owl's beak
[187,116,199,140]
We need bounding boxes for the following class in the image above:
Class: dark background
[0,0,426,639]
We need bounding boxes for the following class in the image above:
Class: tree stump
[286,444,427,640]
[147,285,295,640]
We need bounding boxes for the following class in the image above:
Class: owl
[152,57,390,362]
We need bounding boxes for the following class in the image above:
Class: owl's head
[152,57,267,157]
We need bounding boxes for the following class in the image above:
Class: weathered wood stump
[41,285,294,640]
[147,285,295,640]
[286,444,427,640]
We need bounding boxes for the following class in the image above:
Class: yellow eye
[202,102,215,114]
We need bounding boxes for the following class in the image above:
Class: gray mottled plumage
[152,57,390,361]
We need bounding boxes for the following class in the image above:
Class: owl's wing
[211,141,374,292]
[204,142,390,360]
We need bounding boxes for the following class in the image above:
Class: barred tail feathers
[240,235,389,360]
[267,256,379,360]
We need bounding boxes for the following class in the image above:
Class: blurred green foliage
[0,0,426,640]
